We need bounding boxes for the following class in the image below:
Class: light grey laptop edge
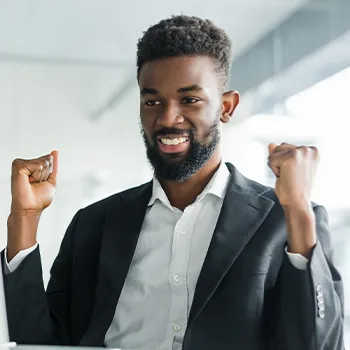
[0,254,11,347]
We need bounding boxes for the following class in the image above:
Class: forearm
[284,203,317,259]
[7,212,40,262]
[2,247,54,345]
[272,205,344,349]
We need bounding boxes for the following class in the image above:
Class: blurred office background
[0,0,349,345]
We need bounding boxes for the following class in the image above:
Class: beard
[141,118,220,182]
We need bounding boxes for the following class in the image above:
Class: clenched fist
[7,151,59,261]
[268,143,319,209]
[267,143,319,257]
[11,151,59,214]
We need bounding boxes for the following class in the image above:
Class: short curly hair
[136,15,233,91]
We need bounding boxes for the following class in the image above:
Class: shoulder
[80,181,152,217]
[66,181,152,244]
[226,162,274,198]
[225,162,320,209]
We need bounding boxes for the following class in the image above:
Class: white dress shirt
[4,161,308,350]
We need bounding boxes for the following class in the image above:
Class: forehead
[138,56,219,92]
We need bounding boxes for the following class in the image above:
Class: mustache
[152,127,193,139]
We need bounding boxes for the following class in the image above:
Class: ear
[220,90,240,123]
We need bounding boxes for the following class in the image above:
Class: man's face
[138,56,224,182]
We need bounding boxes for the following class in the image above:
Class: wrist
[9,203,43,217]
[282,199,314,215]
[284,205,316,259]
[7,213,40,262]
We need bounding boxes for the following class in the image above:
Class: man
[2,15,344,350]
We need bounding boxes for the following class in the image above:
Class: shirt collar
[148,161,231,207]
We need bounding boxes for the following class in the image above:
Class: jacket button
[318,309,325,319]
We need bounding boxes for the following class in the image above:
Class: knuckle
[311,146,320,159]
[294,146,307,157]
[46,155,53,163]
[12,158,22,168]
[310,145,319,153]
[12,158,27,172]
[291,148,298,157]
[40,155,51,163]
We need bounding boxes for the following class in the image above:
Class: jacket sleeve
[272,205,344,349]
[2,210,82,345]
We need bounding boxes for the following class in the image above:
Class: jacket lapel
[80,182,152,346]
[188,163,275,326]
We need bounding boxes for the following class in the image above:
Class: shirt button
[174,274,181,283]
[173,324,181,332]
[179,228,186,235]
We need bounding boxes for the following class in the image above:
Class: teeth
[160,137,188,145]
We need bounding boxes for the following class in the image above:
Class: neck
[159,151,221,211]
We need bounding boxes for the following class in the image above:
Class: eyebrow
[177,84,203,93]
[140,87,158,96]
[140,84,204,96]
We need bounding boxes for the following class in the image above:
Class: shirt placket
[165,205,195,350]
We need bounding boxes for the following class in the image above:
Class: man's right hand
[11,151,59,213]
[7,151,59,262]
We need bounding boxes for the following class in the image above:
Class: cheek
[193,108,219,130]
[139,117,155,142]
[185,104,215,125]
[140,111,153,128]
[140,106,158,127]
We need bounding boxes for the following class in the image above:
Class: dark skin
[138,56,240,210]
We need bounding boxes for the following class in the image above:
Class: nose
[156,103,184,127]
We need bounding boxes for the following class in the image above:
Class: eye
[144,100,161,106]
[182,97,199,104]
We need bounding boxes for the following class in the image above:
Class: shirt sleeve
[285,246,309,270]
[3,243,38,275]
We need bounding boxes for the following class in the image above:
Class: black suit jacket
[2,163,344,349]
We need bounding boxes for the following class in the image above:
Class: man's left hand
[268,142,319,210]
[268,142,320,257]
